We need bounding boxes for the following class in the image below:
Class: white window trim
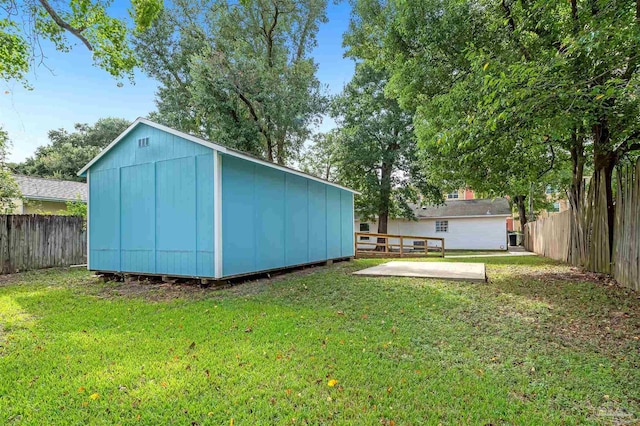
[435,220,449,232]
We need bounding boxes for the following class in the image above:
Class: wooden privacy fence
[354,232,445,258]
[613,160,640,291]
[523,210,571,262]
[525,158,640,291]
[0,215,86,274]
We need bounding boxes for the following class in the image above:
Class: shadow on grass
[1,263,639,424]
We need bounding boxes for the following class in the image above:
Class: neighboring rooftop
[13,175,87,203]
[412,198,511,218]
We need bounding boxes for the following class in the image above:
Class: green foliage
[0,0,162,84]
[321,63,440,225]
[12,117,130,181]
[0,127,21,213]
[299,131,340,181]
[345,0,640,226]
[1,259,639,423]
[62,197,87,219]
[134,0,327,164]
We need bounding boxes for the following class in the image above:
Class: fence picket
[0,215,86,274]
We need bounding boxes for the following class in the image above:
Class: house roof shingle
[13,175,87,203]
[411,198,511,218]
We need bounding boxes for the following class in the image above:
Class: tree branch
[536,144,555,179]
[614,129,640,156]
[38,0,93,51]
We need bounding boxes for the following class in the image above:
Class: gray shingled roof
[412,198,511,218]
[13,175,87,202]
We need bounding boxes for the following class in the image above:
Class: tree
[1,0,162,84]
[346,0,640,250]
[299,130,340,181]
[0,128,21,212]
[134,0,327,164]
[329,63,440,238]
[12,118,129,181]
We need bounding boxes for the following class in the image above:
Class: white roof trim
[77,118,359,194]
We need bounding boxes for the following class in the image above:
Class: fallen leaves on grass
[328,379,338,387]
[89,393,99,400]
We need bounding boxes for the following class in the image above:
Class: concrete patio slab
[353,261,486,283]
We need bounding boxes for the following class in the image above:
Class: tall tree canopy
[134,0,327,165]
[317,63,440,235]
[346,0,640,236]
[12,117,130,181]
[1,0,162,84]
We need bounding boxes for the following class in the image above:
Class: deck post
[441,238,445,257]
[400,236,404,257]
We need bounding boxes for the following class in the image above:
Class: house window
[545,185,554,194]
[435,220,449,232]
[138,137,150,148]
[446,192,459,199]
[548,202,560,213]
[359,223,370,240]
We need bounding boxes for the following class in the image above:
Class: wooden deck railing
[354,232,445,258]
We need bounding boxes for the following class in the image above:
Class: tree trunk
[513,195,528,231]
[592,121,616,254]
[567,130,587,266]
[376,162,392,251]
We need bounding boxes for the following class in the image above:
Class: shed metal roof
[13,175,87,203]
[77,118,359,194]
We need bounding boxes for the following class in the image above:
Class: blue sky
[0,1,355,163]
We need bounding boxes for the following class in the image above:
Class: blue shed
[78,118,356,279]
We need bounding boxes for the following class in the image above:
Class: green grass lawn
[1,256,639,425]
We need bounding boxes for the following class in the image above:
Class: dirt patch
[526,266,617,285]
[0,273,20,286]
[96,278,215,302]
[94,262,342,301]
[523,268,639,355]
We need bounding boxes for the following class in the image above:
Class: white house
[355,198,511,251]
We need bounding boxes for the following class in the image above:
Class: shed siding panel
[326,186,342,259]
[285,174,309,266]
[222,156,256,276]
[120,163,156,273]
[340,190,354,257]
[220,154,354,278]
[155,156,197,276]
[196,154,215,277]
[89,168,120,271]
[254,165,286,271]
[308,181,327,262]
